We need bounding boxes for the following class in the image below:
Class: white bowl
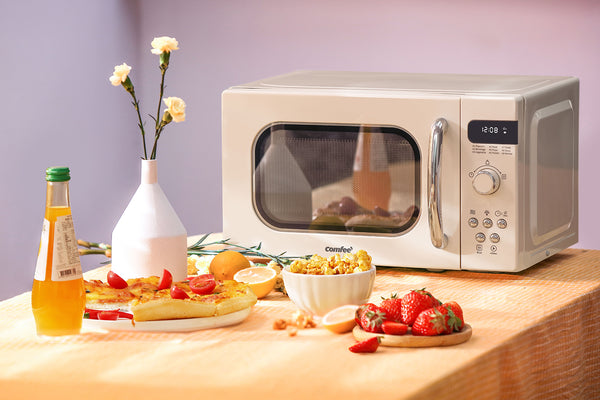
[281,266,376,316]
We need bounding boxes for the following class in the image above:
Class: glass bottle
[32,167,85,336]
[352,126,391,211]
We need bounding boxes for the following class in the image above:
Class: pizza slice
[85,274,257,322]
[130,280,257,321]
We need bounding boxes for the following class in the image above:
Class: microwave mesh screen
[253,123,420,234]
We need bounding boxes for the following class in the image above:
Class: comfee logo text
[325,246,353,253]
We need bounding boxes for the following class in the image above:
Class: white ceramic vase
[111,160,188,281]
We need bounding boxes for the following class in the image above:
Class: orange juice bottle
[352,126,391,211]
[32,167,85,336]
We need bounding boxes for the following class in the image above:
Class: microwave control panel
[460,108,519,272]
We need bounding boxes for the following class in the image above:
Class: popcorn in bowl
[288,250,372,275]
[282,250,376,316]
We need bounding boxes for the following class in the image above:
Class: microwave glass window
[253,123,420,234]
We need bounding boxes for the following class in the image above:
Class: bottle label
[368,132,389,172]
[34,219,50,281]
[51,214,83,281]
[33,216,83,282]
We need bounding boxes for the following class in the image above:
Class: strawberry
[359,306,386,333]
[380,293,403,322]
[381,320,408,335]
[401,288,441,326]
[349,336,381,353]
[355,303,378,325]
[411,307,447,336]
[435,301,464,333]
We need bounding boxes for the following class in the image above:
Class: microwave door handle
[428,118,448,249]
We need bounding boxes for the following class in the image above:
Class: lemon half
[321,304,359,334]
[233,266,277,298]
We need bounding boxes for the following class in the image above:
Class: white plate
[82,307,252,333]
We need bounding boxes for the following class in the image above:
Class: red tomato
[170,286,190,300]
[98,311,120,320]
[107,271,128,289]
[117,311,133,319]
[158,269,173,290]
[85,308,117,319]
[84,308,132,320]
[189,274,216,295]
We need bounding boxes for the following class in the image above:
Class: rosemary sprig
[77,239,112,257]
[77,234,309,266]
[187,233,308,265]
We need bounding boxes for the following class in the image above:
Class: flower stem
[127,88,148,160]
[151,63,168,160]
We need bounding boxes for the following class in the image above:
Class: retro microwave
[221,71,578,272]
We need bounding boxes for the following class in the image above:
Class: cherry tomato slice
[98,311,120,320]
[158,269,173,290]
[117,311,133,319]
[189,274,216,295]
[170,286,190,299]
[84,308,132,320]
[85,308,117,319]
[107,271,128,289]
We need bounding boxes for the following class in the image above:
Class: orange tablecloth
[1,248,599,399]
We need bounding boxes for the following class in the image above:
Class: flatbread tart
[85,276,257,322]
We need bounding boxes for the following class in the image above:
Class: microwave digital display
[253,123,421,234]
[468,120,518,145]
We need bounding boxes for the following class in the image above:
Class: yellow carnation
[109,63,131,86]
[151,36,179,54]
[163,97,186,123]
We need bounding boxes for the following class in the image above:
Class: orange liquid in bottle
[352,170,392,211]
[32,205,85,336]
[352,128,392,211]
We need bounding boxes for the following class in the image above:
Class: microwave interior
[253,123,421,235]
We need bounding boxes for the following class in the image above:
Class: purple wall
[1,0,598,299]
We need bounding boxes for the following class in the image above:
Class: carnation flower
[109,36,185,160]
[109,63,131,86]
[150,36,179,54]
[163,97,186,123]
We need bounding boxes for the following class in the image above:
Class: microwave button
[497,219,507,229]
[472,168,501,195]
[482,218,493,228]
[475,232,486,243]
[490,233,500,243]
[468,218,479,228]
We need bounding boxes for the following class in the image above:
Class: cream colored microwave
[221,71,578,272]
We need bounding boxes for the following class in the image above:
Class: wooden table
[0,248,599,399]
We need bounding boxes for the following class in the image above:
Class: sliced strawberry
[381,320,408,335]
[349,336,381,353]
[380,293,403,322]
[401,288,441,326]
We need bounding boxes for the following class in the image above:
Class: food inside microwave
[253,123,420,234]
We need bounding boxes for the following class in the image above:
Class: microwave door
[223,89,461,270]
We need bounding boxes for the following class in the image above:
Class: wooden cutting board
[352,324,472,347]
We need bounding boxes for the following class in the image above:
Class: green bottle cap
[46,166,71,182]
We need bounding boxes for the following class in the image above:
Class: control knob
[472,168,501,195]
